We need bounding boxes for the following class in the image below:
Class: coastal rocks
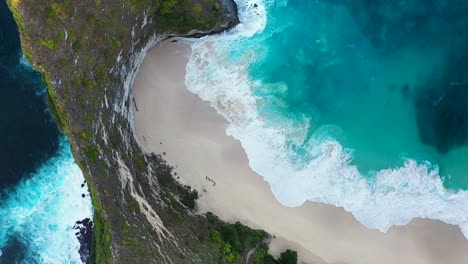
[179,0,240,38]
[0,236,29,263]
[73,218,93,264]
[220,0,240,27]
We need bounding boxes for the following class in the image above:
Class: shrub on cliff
[253,246,298,264]
[278,249,298,264]
[180,186,199,209]
[206,221,268,263]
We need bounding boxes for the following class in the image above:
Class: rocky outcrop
[74,218,93,263]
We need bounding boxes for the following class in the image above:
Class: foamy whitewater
[184,0,468,238]
[0,139,92,263]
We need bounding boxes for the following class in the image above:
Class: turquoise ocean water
[248,0,468,189]
[187,0,468,235]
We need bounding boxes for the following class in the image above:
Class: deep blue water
[0,1,60,190]
[0,2,92,263]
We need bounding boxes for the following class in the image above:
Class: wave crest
[185,0,468,239]
[0,138,92,263]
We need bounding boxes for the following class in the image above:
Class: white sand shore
[132,40,468,264]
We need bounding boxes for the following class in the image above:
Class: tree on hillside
[278,249,298,264]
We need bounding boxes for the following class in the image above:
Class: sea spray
[0,138,92,263]
[185,0,468,238]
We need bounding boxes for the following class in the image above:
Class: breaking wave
[0,138,92,263]
[185,0,468,238]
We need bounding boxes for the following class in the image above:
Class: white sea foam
[18,54,33,70]
[0,138,92,263]
[185,0,468,238]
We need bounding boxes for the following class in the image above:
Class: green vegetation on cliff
[253,246,298,264]
[87,178,113,264]
[153,0,227,32]
[206,216,267,263]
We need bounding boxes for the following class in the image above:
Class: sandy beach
[132,40,468,264]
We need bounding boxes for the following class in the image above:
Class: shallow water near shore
[186,0,468,236]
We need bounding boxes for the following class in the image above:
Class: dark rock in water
[342,0,468,154]
[73,218,93,263]
[0,235,28,263]
[401,84,410,99]
[81,193,85,198]
[414,48,468,154]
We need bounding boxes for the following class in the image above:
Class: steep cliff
[6,0,275,263]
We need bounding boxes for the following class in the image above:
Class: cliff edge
[5,0,277,263]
